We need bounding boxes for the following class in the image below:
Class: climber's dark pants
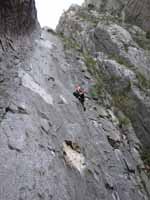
[73,91,85,110]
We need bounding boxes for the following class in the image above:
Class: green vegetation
[110,53,150,91]
[83,52,105,97]
[118,115,130,127]
[133,34,150,51]
[77,8,100,26]
[141,148,150,177]
[82,49,150,178]
[136,72,150,90]
[83,52,134,106]
[115,56,127,65]
[79,13,99,26]
[109,75,121,83]
[123,43,129,52]
[112,91,136,117]
[90,79,104,99]
[89,84,100,99]
[109,54,134,68]
[77,7,123,27]
[146,31,150,39]
[111,80,133,120]
[113,94,129,112]
[59,34,81,51]
[60,34,106,99]
[63,37,80,51]
[83,52,97,73]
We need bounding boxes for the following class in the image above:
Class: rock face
[0,0,150,200]
[84,0,150,31]
[57,3,150,148]
[0,0,37,36]
[84,0,126,11]
[125,0,150,32]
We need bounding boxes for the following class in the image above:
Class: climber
[73,85,86,111]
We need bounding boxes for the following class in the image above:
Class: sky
[35,0,84,29]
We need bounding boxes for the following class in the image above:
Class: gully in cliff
[73,85,86,111]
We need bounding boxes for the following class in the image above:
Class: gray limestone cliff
[0,0,150,200]
[0,0,37,35]
[84,0,150,31]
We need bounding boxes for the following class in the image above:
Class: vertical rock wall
[0,0,37,36]
[0,0,149,199]
[125,0,150,32]
[84,0,150,31]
